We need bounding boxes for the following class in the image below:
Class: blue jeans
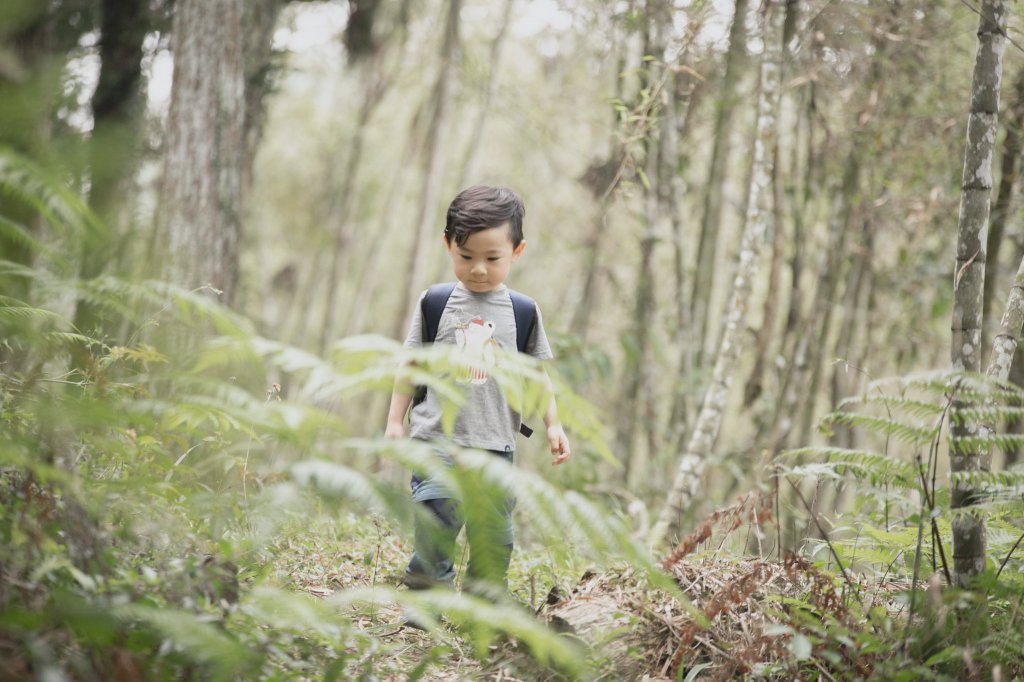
[404,446,516,589]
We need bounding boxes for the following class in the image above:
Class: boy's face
[446,222,525,293]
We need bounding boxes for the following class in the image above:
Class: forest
[3,0,1024,679]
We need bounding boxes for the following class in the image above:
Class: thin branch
[958,0,1024,56]
[995,530,1024,580]
[785,476,860,600]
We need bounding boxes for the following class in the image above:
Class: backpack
[412,282,537,438]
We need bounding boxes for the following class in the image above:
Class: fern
[0,146,105,251]
[864,369,1024,405]
[950,433,1024,454]
[950,405,1024,424]
[834,393,945,419]
[819,411,938,445]
[781,447,919,487]
[329,586,586,675]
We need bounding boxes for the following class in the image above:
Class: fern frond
[834,394,944,419]
[329,585,586,675]
[780,447,918,487]
[115,603,258,676]
[951,405,1024,424]
[820,412,938,445]
[74,277,254,337]
[950,433,1024,454]
[290,458,416,521]
[0,146,105,245]
[0,295,66,325]
[0,258,49,281]
[0,215,55,260]
[865,370,1024,405]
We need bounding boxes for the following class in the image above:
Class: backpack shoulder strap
[509,289,538,438]
[508,289,537,354]
[420,282,457,343]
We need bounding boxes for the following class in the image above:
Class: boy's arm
[385,373,414,439]
[542,373,571,465]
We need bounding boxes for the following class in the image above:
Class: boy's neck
[456,281,507,293]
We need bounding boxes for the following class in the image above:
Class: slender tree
[652,1,785,545]
[950,0,1006,588]
[458,0,516,189]
[394,0,461,338]
[689,0,750,368]
[155,0,247,304]
[620,0,668,485]
[72,0,149,344]
[743,0,799,407]
[982,66,1024,355]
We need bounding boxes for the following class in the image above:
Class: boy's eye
[487,257,500,262]
[461,255,472,261]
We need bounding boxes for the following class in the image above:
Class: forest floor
[268,512,912,681]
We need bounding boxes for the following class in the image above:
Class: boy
[385,185,571,592]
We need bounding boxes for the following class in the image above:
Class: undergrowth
[3,144,1024,681]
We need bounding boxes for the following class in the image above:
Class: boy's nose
[471,262,487,275]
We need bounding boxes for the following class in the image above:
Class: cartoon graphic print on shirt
[454,316,499,385]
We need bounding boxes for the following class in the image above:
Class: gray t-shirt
[404,283,553,452]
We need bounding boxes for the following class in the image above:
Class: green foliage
[0,151,676,677]
[0,143,664,679]
[774,370,1024,679]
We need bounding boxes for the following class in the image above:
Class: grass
[258,505,585,680]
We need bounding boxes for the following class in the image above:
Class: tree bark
[155,0,247,305]
[570,40,630,342]
[667,58,703,449]
[743,142,784,407]
[950,0,1006,588]
[982,66,1024,356]
[72,0,149,343]
[651,2,785,546]
[795,156,858,445]
[690,0,749,368]
[394,0,461,339]
[458,0,515,189]
[743,0,799,409]
[319,68,390,352]
[619,0,668,486]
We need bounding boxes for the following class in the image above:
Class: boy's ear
[512,240,526,259]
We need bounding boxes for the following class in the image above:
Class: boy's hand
[385,421,406,439]
[547,424,571,465]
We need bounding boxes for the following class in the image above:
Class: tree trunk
[394,0,461,339]
[651,2,785,546]
[690,0,749,368]
[950,0,1006,588]
[570,41,630,342]
[982,66,1024,356]
[1005,345,1024,467]
[458,0,515,188]
[319,70,389,352]
[830,218,873,448]
[743,142,784,408]
[619,0,668,486]
[743,0,799,409]
[667,57,703,449]
[72,0,148,343]
[241,0,284,190]
[795,157,858,445]
[155,0,247,305]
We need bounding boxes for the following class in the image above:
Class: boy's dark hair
[444,185,525,248]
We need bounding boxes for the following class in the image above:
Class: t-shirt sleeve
[526,303,554,360]
[403,292,426,348]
